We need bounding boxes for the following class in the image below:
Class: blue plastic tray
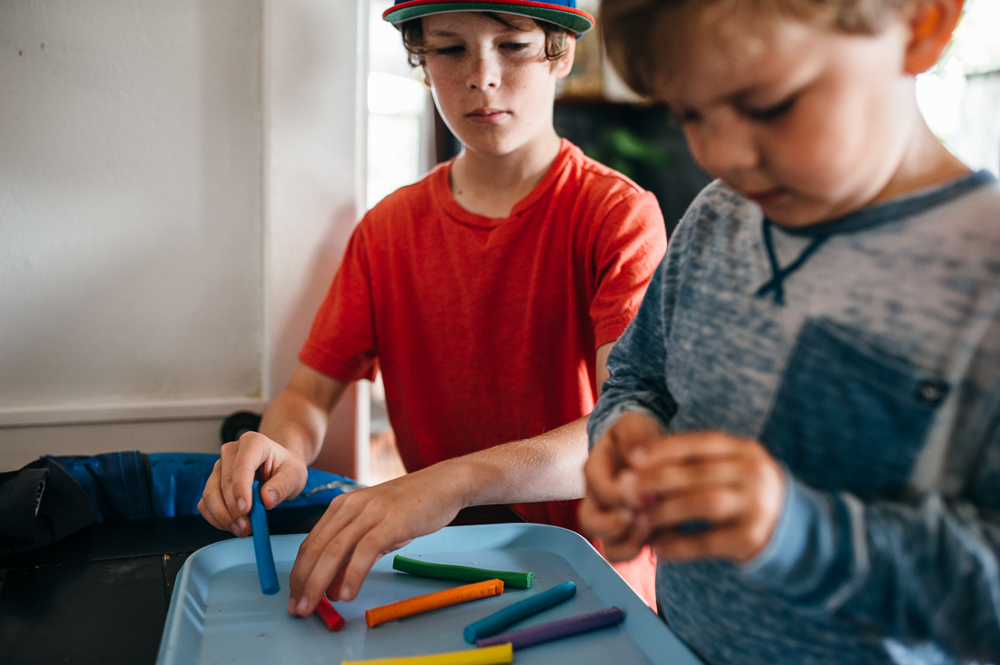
[156,524,703,664]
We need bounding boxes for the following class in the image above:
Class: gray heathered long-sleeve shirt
[588,171,1000,665]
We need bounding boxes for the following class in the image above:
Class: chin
[759,200,823,228]
[459,135,527,158]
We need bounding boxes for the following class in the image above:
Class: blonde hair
[601,0,910,96]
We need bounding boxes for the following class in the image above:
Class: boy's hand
[631,431,785,564]
[197,431,309,537]
[579,412,665,561]
[286,464,464,616]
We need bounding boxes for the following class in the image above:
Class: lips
[466,107,509,123]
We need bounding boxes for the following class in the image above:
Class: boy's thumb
[260,471,301,510]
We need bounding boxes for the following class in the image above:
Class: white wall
[0,0,368,477]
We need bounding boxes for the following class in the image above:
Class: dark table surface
[0,503,523,665]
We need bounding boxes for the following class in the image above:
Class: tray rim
[157,522,703,665]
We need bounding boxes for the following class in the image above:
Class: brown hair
[601,0,910,96]
[401,12,571,67]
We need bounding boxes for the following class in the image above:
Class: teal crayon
[464,581,576,643]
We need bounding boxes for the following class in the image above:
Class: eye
[500,41,531,52]
[745,97,795,122]
[668,107,701,125]
[434,45,465,56]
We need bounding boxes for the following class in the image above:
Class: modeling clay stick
[316,595,346,632]
[365,579,504,628]
[341,642,512,665]
[475,606,625,649]
[249,480,280,595]
[463,580,576,643]
[393,555,533,589]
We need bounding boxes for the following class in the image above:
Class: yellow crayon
[341,642,513,665]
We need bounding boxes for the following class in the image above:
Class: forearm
[438,342,613,507]
[259,372,349,466]
[742,473,1000,659]
[432,417,590,509]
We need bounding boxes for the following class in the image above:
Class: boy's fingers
[297,537,357,613]
[223,434,271,518]
[259,460,307,510]
[584,437,637,508]
[608,412,666,457]
[629,430,747,468]
[338,531,401,602]
[199,459,250,535]
[199,484,249,536]
[650,521,764,564]
[601,537,646,563]
[288,498,365,614]
[597,513,650,563]
[578,495,634,542]
[213,453,245,527]
[196,496,224,531]
[324,566,348,602]
[288,466,467,614]
[632,458,745,497]
[289,534,352,616]
[641,488,745,532]
[197,461,225,525]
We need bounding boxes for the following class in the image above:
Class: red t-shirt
[300,139,666,533]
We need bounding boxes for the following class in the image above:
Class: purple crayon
[475,606,625,649]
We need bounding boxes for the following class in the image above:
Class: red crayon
[316,595,346,632]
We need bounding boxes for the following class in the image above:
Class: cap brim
[383,0,594,35]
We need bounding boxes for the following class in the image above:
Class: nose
[685,110,759,178]
[467,49,500,91]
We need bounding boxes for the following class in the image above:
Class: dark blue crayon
[475,606,625,649]
[463,581,576,643]
[250,479,280,595]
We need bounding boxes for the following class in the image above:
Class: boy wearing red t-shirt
[198,0,666,617]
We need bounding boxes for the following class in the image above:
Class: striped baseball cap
[383,0,594,35]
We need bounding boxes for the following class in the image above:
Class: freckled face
[421,12,574,158]
[651,10,919,227]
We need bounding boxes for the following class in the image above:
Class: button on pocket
[915,379,948,406]
[760,319,948,501]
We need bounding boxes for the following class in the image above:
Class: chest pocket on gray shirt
[759,318,948,501]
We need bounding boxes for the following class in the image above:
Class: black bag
[0,458,95,556]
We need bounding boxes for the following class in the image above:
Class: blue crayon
[250,480,280,595]
[464,580,576,643]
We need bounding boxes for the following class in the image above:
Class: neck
[450,128,563,218]
[873,112,971,206]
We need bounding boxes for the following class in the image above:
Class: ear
[904,0,964,75]
[554,35,577,79]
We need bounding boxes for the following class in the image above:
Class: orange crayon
[365,579,504,628]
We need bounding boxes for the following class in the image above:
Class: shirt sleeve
[587,202,697,447]
[589,190,667,349]
[743,390,1000,661]
[298,220,379,383]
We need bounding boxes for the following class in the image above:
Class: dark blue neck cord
[756,219,830,305]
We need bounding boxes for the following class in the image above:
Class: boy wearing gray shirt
[581,0,1000,662]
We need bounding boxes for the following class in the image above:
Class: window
[917,0,1000,176]
[366,0,434,483]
